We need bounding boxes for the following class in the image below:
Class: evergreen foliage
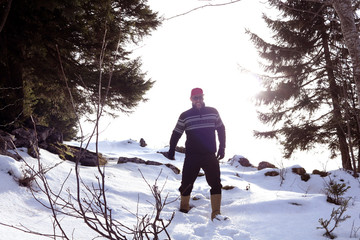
[324,178,351,205]
[248,0,360,169]
[0,0,161,139]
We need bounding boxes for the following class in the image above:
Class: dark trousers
[179,154,222,196]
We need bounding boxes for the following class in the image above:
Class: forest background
[0,0,360,172]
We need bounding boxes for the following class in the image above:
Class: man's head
[190,88,204,109]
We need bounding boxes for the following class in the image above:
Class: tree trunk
[332,0,360,106]
[321,19,352,170]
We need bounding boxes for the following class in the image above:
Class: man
[166,87,226,221]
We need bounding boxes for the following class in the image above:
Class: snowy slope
[0,139,359,240]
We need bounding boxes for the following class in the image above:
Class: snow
[0,139,360,240]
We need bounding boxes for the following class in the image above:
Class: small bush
[324,178,351,205]
[17,168,36,188]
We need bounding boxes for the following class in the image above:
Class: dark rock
[292,167,311,182]
[228,155,253,168]
[312,169,329,177]
[12,127,36,149]
[139,138,147,147]
[35,125,52,143]
[11,125,62,159]
[265,170,279,177]
[78,153,100,166]
[117,156,180,174]
[47,143,72,160]
[301,173,311,182]
[2,125,105,166]
[118,157,146,164]
[48,143,106,166]
[0,129,15,150]
[12,127,39,158]
[258,161,276,170]
[165,163,180,174]
[238,157,252,167]
[47,129,63,144]
[292,167,306,176]
[0,130,21,161]
[146,160,163,166]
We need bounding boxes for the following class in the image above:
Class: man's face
[191,95,204,109]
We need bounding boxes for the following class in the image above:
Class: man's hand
[216,148,225,160]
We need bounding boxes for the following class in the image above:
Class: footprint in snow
[191,219,251,240]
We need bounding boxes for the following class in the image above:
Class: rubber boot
[180,195,190,213]
[210,194,221,221]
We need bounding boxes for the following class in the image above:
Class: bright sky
[84,0,341,171]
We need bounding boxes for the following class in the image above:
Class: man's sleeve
[168,115,185,158]
[216,113,226,150]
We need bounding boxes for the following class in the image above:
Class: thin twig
[166,0,242,20]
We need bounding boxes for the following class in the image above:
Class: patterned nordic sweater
[169,104,226,156]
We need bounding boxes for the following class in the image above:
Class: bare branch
[0,0,13,32]
[166,0,242,20]
[0,222,63,239]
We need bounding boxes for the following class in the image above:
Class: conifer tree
[248,0,360,170]
[0,0,160,139]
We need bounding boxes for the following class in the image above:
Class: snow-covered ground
[0,139,359,240]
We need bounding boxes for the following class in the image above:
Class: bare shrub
[318,198,351,239]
